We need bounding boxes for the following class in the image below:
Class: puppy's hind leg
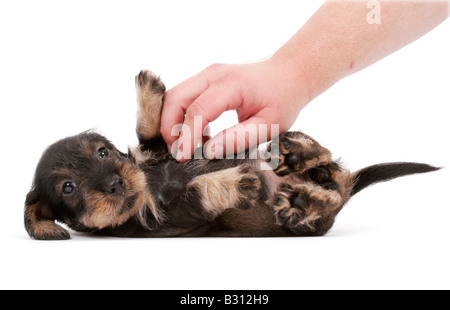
[270,183,343,236]
[135,70,166,144]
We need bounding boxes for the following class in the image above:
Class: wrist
[271,39,348,103]
[268,52,315,103]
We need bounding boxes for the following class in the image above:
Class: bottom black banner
[1,290,417,307]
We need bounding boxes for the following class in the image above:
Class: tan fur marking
[129,147,157,165]
[188,166,260,217]
[119,163,163,223]
[79,139,96,155]
[310,189,342,208]
[287,136,315,148]
[332,169,353,203]
[298,183,343,210]
[189,167,242,216]
[51,167,73,178]
[141,188,162,224]
[304,152,332,168]
[299,211,321,229]
[298,136,314,145]
[80,162,163,229]
[120,162,162,224]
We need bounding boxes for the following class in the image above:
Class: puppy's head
[25,131,147,240]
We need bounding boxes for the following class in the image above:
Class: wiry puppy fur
[25,70,440,240]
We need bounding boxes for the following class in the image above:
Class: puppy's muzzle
[104,174,125,196]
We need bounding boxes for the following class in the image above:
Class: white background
[0,0,449,290]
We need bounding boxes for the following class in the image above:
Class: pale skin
[161,0,449,162]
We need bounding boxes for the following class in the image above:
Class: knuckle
[185,103,205,119]
[160,126,171,139]
[225,127,252,153]
[224,70,240,81]
[236,132,249,151]
[204,63,225,74]
[163,89,177,105]
[222,70,244,87]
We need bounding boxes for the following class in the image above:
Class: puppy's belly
[258,161,302,195]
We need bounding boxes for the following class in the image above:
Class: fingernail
[169,140,179,159]
[176,151,183,161]
[214,149,224,159]
[175,142,184,161]
[205,143,214,160]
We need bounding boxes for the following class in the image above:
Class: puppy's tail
[350,162,441,196]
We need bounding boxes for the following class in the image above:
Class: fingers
[160,63,281,162]
[161,74,210,149]
[160,64,228,149]
[204,114,280,159]
[174,77,244,161]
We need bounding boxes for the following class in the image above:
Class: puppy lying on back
[25,70,439,240]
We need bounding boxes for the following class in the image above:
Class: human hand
[161,55,313,162]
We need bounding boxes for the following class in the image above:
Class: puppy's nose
[104,174,125,196]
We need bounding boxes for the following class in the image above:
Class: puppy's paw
[271,184,304,228]
[273,135,305,176]
[236,164,262,209]
[136,70,166,96]
[135,70,166,141]
[271,183,342,236]
[270,132,332,177]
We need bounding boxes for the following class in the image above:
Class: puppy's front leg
[188,164,263,218]
[270,132,333,176]
[135,70,166,144]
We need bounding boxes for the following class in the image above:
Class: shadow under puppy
[25,70,439,240]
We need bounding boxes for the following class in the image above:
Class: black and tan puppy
[24,70,439,240]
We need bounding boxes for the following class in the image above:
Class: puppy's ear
[24,188,71,240]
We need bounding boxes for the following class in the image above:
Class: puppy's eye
[62,182,76,195]
[97,147,109,158]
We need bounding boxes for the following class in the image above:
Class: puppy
[24,70,439,240]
